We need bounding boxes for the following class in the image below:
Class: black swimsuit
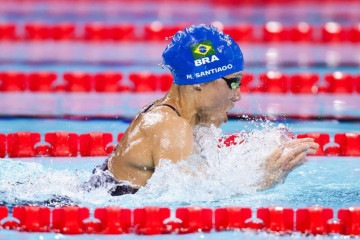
[85,102,180,196]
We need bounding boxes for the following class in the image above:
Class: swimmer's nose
[232,88,241,102]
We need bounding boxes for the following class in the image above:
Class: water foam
[138,122,293,202]
[0,121,294,207]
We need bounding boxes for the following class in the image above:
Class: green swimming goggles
[221,76,242,90]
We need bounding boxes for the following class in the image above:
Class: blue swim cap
[162,24,244,85]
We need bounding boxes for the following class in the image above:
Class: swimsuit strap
[141,101,157,114]
[159,104,181,117]
[140,101,181,117]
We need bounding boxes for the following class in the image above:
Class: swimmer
[85,24,319,196]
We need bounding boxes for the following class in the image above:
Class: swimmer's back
[108,101,194,187]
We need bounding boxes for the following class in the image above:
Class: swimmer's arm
[152,118,194,166]
[258,138,319,190]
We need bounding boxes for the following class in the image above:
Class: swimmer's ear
[193,84,201,91]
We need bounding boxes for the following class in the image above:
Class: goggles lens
[221,76,242,89]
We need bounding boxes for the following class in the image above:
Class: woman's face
[198,71,243,127]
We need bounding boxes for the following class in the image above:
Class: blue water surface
[1,1,359,239]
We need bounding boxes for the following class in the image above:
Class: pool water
[1,155,359,209]
[1,118,360,209]
[0,120,359,240]
[1,0,360,239]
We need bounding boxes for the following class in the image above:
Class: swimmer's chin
[224,112,229,123]
[216,114,228,127]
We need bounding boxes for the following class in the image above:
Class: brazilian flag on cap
[190,40,216,60]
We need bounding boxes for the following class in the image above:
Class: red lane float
[325,72,355,93]
[263,21,316,42]
[263,21,289,42]
[28,72,57,92]
[0,206,360,235]
[326,219,343,234]
[223,24,255,42]
[289,73,319,94]
[94,72,123,92]
[52,23,76,41]
[335,133,360,156]
[79,132,113,156]
[52,207,90,234]
[110,24,136,41]
[133,207,171,235]
[44,132,79,157]
[257,207,294,232]
[1,22,360,42]
[290,22,314,42]
[0,72,27,92]
[0,206,20,230]
[7,132,41,157]
[94,207,131,234]
[82,219,102,234]
[0,134,5,158]
[143,22,185,41]
[1,71,359,94]
[12,206,50,232]
[215,207,252,231]
[0,23,17,40]
[175,207,213,234]
[158,73,173,92]
[84,23,112,41]
[24,22,76,41]
[257,71,288,93]
[83,23,135,41]
[1,132,360,158]
[238,73,254,93]
[25,22,52,41]
[322,22,347,43]
[349,23,360,43]
[129,72,158,92]
[62,72,93,92]
[296,207,333,235]
[338,207,360,235]
[0,205,8,223]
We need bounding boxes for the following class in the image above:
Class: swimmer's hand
[258,138,319,190]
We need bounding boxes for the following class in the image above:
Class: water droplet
[158,62,166,69]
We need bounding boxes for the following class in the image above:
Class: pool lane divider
[1,131,360,158]
[0,206,360,236]
[0,71,359,94]
[0,21,359,43]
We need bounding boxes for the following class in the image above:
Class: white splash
[0,122,293,207]
[0,160,87,205]
[137,123,293,202]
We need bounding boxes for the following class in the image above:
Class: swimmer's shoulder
[140,104,185,125]
[139,106,191,136]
